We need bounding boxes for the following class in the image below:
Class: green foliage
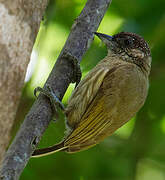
[16,0,165,179]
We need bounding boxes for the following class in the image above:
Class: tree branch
[0,0,48,165]
[0,0,112,179]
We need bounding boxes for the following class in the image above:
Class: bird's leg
[34,86,65,121]
[63,52,82,88]
[34,52,81,121]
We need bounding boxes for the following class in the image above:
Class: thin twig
[0,0,112,179]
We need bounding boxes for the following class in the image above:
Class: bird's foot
[34,85,65,121]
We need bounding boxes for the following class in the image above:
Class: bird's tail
[32,141,68,158]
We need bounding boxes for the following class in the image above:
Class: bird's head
[95,32,151,75]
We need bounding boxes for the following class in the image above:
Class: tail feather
[32,141,68,158]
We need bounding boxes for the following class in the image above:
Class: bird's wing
[64,75,118,152]
[65,66,110,127]
[64,63,140,153]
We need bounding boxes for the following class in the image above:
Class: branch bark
[0,0,112,179]
[0,0,48,165]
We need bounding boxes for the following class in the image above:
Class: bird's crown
[112,32,151,57]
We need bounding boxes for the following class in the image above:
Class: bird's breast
[102,62,148,127]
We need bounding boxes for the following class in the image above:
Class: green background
[13,0,165,179]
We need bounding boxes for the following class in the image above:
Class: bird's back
[64,57,149,153]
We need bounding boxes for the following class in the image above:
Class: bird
[32,31,152,157]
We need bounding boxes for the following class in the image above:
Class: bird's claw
[34,85,65,121]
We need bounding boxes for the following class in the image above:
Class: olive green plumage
[32,32,151,157]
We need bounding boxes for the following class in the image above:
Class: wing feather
[63,63,148,153]
[65,66,109,128]
[64,96,113,148]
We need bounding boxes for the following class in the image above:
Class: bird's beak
[94,32,113,41]
[94,32,113,44]
[94,32,116,49]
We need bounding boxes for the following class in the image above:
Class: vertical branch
[0,0,48,165]
[0,0,112,179]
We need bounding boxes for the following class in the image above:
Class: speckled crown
[113,32,151,56]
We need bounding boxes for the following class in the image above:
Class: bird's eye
[124,39,132,46]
